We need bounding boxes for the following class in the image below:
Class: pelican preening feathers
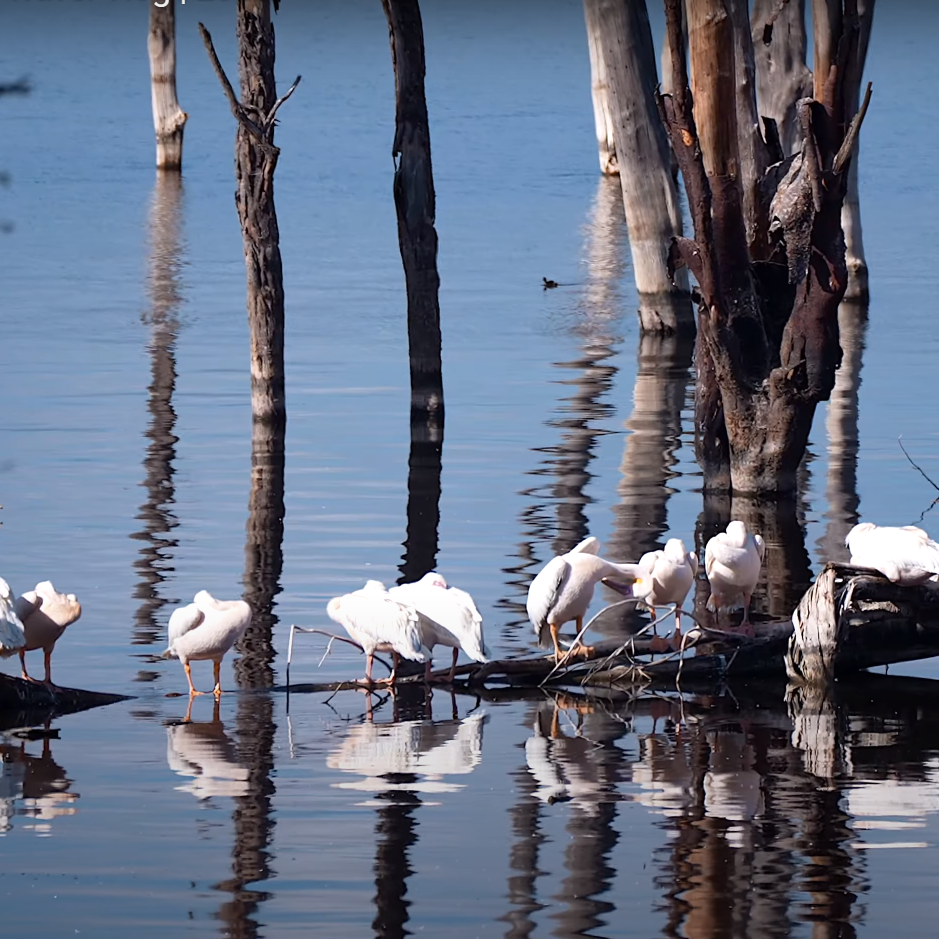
[704,521,766,631]
[637,539,699,649]
[0,580,80,687]
[321,573,490,685]
[165,591,252,696]
[846,522,939,584]
[526,536,649,661]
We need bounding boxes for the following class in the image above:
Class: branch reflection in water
[327,689,487,939]
[398,419,443,585]
[0,731,77,836]
[502,178,626,648]
[131,172,185,671]
[819,301,869,564]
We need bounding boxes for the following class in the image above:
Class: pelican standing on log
[704,521,765,631]
[13,581,81,686]
[327,580,431,685]
[637,538,698,649]
[165,591,252,696]
[389,572,491,681]
[526,536,647,661]
[846,522,939,584]
[0,577,26,656]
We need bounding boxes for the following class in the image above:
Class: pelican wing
[753,534,766,564]
[391,582,490,662]
[0,578,26,653]
[687,551,700,577]
[338,593,428,662]
[527,556,569,634]
[704,533,725,580]
[168,603,204,650]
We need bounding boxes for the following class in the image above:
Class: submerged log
[0,673,128,718]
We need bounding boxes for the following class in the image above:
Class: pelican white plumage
[0,578,26,656]
[13,581,81,686]
[389,572,490,681]
[326,580,431,685]
[704,520,765,630]
[165,591,252,696]
[526,535,648,660]
[637,538,699,647]
[846,522,939,584]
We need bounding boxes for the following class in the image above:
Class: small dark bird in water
[543,277,559,289]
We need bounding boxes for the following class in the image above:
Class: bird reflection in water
[0,729,77,835]
[166,698,250,802]
[327,689,486,939]
[132,172,184,663]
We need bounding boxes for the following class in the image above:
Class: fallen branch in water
[286,626,392,684]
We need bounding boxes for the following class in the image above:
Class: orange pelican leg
[42,647,58,689]
[549,622,563,661]
[212,660,222,696]
[185,661,206,696]
[573,616,595,658]
[449,647,459,683]
[19,649,34,682]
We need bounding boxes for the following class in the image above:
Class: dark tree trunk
[658,0,871,495]
[234,0,286,431]
[585,0,693,334]
[381,0,445,430]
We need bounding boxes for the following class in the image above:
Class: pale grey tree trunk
[585,0,692,334]
[148,0,187,170]
[582,0,618,175]
[751,0,812,156]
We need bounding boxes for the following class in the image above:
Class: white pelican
[0,578,26,655]
[13,581,81,686]
[526,535,647,660]
[846,522,939,584]
[165,591,252,696]
[704,520,765,630]
[637,538,698,647]
[389,572,491,681]
[327,580,431,685]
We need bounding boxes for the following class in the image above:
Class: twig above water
[898,436,939,493]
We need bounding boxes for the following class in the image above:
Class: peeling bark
[148,0,187,170]
[582,0,618,175]
[658,0,870,495]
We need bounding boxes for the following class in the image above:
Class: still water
[2,1,939,936]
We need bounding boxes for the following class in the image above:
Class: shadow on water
[501,178,627,646]
[819,301,869,564]
[131,173,184,665]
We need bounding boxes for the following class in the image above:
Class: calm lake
[3,1,939,936]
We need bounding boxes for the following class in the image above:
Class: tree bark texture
[148,0,188,170]
[235,0,287,431]
[752,0,813,157]
[381,0,445,428]
[587,0,692,333]
[582,0,618,175]
[658,0,871,495]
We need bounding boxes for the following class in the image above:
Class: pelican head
[663,538,689,561]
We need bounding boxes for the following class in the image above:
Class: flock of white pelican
[1,520,939,695]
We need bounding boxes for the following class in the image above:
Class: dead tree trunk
[586,0,692,334]
[148,0,188,170]
[582,0,618,175]
[199,9,299,433]
[380,0,445,430]
[658,0,872,495]
[752,0,813,157]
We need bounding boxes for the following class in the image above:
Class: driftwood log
[285,564,939,695]
[0,673,128,727]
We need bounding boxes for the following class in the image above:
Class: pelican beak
[602,577,637,598]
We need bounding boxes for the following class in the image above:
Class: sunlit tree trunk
[660,0,872,494]
[148,0,187,170]
[381,0,445,431]
[584,0,692,334]
[582,0,617,175]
